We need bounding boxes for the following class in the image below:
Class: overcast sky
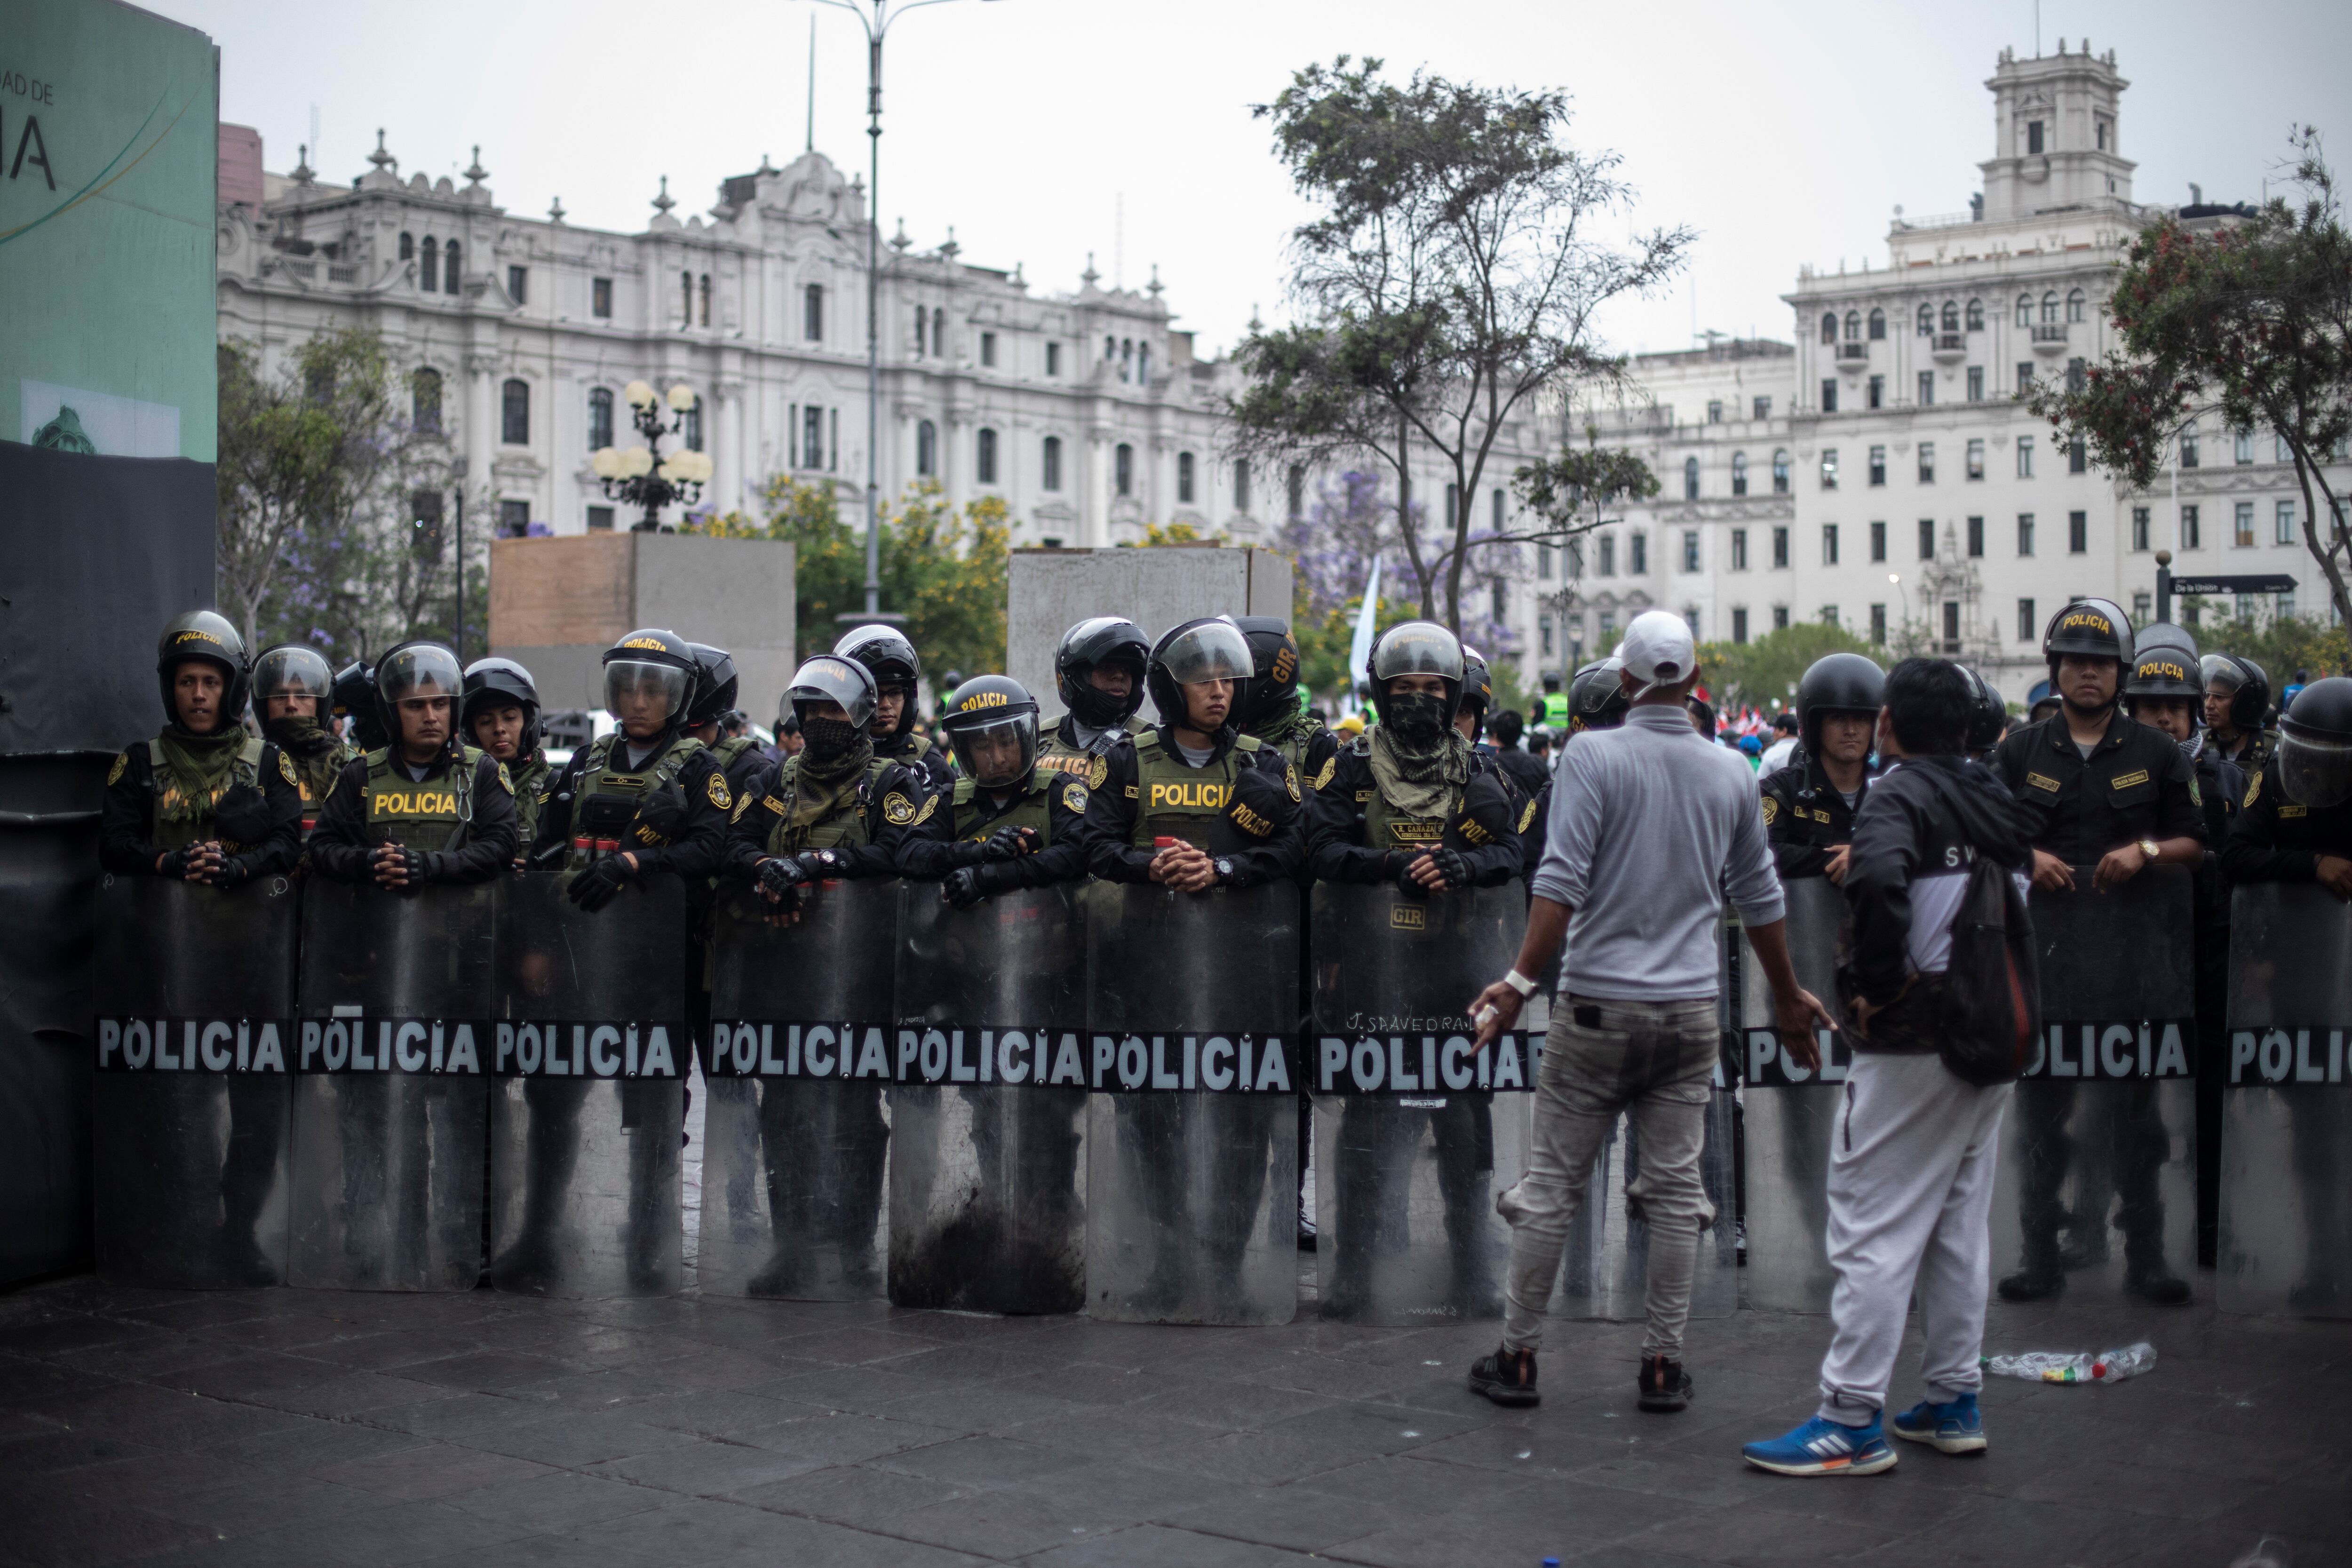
[165,0,2347,363]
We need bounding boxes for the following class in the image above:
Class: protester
[1759,711,1800,774]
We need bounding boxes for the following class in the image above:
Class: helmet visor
[255,647,333,700]
[948,711,1039,789]
[787,655,878,729]
[604,660,689,724]
[1372,621,1466,685]
[2280,730,2352,809]
[378,645,463,707]
[1157,621,1254,687]
[2201,654,2246,694]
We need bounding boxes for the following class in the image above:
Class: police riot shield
[1545,911,1740,1323]
[702,877,896,1300]
[1994,865,2198,1305]
[1737,876,1851,1312]
[2219,884,2352,1317]
[1085,881,1301,1325]
[289,879,496,1291]
[489,873,686,1298]
[91,873,299,1288]
[890,881,1087,1314]
[1308,881,1530,1326]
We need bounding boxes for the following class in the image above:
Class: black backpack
[1919,769,2042,1085]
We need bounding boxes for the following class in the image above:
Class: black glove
[398,848,445,886]
[212,854,254,889]
[942,866,987,909]
[1422,845,1471,891]
[1451,773,1518,851]
[1391,850,1432,897]
[1225,766,1295,840]
[636,782,689,842]
[568,855,634,912]
[212,782,275,844]
[156,848,192,880]
[979,825,1039,862]
[758,855,811,900]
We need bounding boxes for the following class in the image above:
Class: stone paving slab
[3,1270,2346,1568]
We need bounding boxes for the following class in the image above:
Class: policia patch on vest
[1062,779,1089,814]
[707,771,732,812]
[883,791,919,826]
[279,750,299,786]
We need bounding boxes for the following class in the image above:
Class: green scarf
[1249,704,1315,748]
[153,724,249,825]
[266,713,344,759]
[1367,721,1473,820]
[779,737,875,833]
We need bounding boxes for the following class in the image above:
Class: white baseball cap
[1619,610,1697,699]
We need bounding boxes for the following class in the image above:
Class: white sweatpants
[1816,1052,2012,1425]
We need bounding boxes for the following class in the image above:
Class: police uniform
[895,765,1090,886]
[507,748,554,852]
[1039,713,1147,777]
[879,728,957,791]
[534,731,733,880]
[1305,732,1530,888]
[307,743,520,883]
[707,732,769,798]
[1080,726,1307,886]
[98,732,304,879]
[2221,756,2352,883]
[1760,755,1875,879]
[723,749,928,881]
[278,736,358,841]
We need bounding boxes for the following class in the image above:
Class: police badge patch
[1518,799,1537,833]
[497,762,516,795]
[1088,754,1109,790]
[1312,756,1336,791]
[2245,772,2263,809]
[912,793,942,825]
[882,791,918,826]
[1286,765,1301,802]
[279,751,299,785]
[1062,779,1089,814]
[707,771,732,812]
[1760,796,1780,826]
[109,752,127,787]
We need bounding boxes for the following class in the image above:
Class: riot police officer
[2204,653,2278,773]
[1457,647,1496,748]
[1567,655,1631,735]
[835,623,954,790]
[683,644,768,799]
[532,629,733,905]
[898,675,1089,903]
[462,657,550,859]
[101,611,302,883]
[1041,616,1152,775]
[1956,665,2008,761]
[253,645,352,840]
[332,660,389,752]
[1993,599,2205,1305]
[1761,653,1884,883]
[1236,617,1335,780]
[309,642,518,885]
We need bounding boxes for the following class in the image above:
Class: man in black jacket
[1762,654,1884,883]
[1744,658,2029,1477]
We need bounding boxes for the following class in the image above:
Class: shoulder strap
[1135,730,1163,756]
[1232,733,1262,754]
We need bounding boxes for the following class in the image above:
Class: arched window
[1820,312,1837,345]
[913,305,926,357]
[976,427,998,485]
[420,236,438,292]
[1915,303,1934,336]
[1867,308,1886,341]
[411,367,442,434]
[1731,451,1748,496]
[916,419,937,477]
[2016,294,2034,327]
[1965,297,1985,331]
[1683,456,1700,500]
[500,378,529,446]
[1177,451,1195,504]
[398,231,413,261]
[804,283,824,342]
[1942,301,1961,333]
[2041,291,2060,324]
[1104,334,1116,360]
[1041,434,1062,492]
[681,271,692,324]
[1137,344,1151,385]
[699,273,711,327]
[1843,310,1861,342]
[2066,289,2086,323]
[1119,339,1134,383]
[1772,448,1791,494]
[588,387,614,450]
[1115,442,1134,497]
[442,241,459,295]
[681,396,702,452]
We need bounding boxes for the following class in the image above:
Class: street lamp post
[590,381,712,532]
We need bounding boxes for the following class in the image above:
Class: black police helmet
[2278,676,2352,808]
[834,624,921,737]
[253,645,334,709]
[155,610,250,731]
[374,640,465,748]
[1796,653,1885,754]
[939,674,1041,790]
[2043,597,2134,685]
[1367,621,1466,727]
[1055,616,1150,730]
[788,653,880,732]
[1567,656,1629,733]
[1460,647,1494,724]
[462,656,543,756]
[332,660,388,751]
[601,628,696,729]
[1146,617,1254,732]
[1955,665,2007,754]
[684,643,740,731]
[2122,626,2203,711]
[2201,653,2271,733]
[1235,616,1307,732]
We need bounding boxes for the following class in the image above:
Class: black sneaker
[2128,1268,2191,1306]
[1997,1264,2064,1303]
[1469,1344,1539,1407]
[1638,1354,1693,1413]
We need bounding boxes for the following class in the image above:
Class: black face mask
[1385,692,1449,745]
[266,712,342,757]
[801,715,863,760]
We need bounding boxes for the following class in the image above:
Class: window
[1491,488,1504,532]
[500,379,529,445]
[2016,294,2034,328]
[787,404,798,466]
[2017,514,2035,556]
[1233,458,1250,512]
[1822,524,1840,565]
[1772,526,1790,568]
[1682,530,1700,573]
[2279,500,2298,545]
[1820,312,1837,344]
[2097,117,2111,151]
[1821,605,1840,627]
[1820,448,1839,489]
[2068,437,2087,474]
[2279,589,2297,620]
[976,427,998,485]
[1045,342,1061,377]
[1966,298,1985,331]
[1868,375,1884,410]
[1731,529,1748,570]
[803,283,824,342]
[2234,429,2255,464]
[914,306,928,357]
[442,242,459,295]
[1683,456,1700,500]
[1918,442,1936,484]
[1967,366,1985,401]
[2235,501,2256,548]
[2017,437,2034,478]
[1940,301,1960,333]
[1868,308,1886,341]
[1598,534,1617,576]
[828,408,839,470]
[2279,433,2295,464]
[1942,601,1961,650]
[1772,449,1790,493]
[1915,303,1933,337]
[398,232,413,262]
[1537,542,1556,581]
[1918,371,1935,406]
[1967,515,1985,557]
[2017,362,2035,395]
[1041,435,1062,492]
[1869,521,1887,562]
[1774,606,1791,632]
[1707,400,1723,424]
[1630,533,1648,574]
[1821,379,1838,414]
[411,490,445,560]
[2182,503,2201,549]
[2131,507,2150,551]
[916,419,937,477]
[1492,581,1508,622]
[1114,442,1134,498]
[1868,446,1886,486]
[498,499,529,538]
[2069,510,2087,553]
[1445,485,1459,530]
[2134,590,2153,623]
[1732,607,1750,644]
[1754,396,1772,420]
[1917,518,1936,559]
[698,273,710,327]
[2027,119,2044,155]
[1176,451,1195,504]
[586,505,614,532]
[1599,611,1618,645]
[2181,429,2200,468]
[2066,290,2086,324]
[508,265,527,304]
[587,386,613,450]
[968,330,991,368]
[803,405,826,470]
[1731,452,1748,495]
[2018,598,2037,641]
[2042,292,2060,325]
[1844,310,1861,341]
[592,277,612,318]
[420,236,438,292]
[933,309,946,358]
[412,367,442,434]
[681,271,692,325]
[1541,622,1554,657]
[681,397,702,452]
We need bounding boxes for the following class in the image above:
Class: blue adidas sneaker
[1892,1393,1986,1455]
[1741,1413,1898,1476]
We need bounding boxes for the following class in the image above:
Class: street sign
[2169,574,2300,597]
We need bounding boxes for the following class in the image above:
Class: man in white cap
[1465,610,1835,1414]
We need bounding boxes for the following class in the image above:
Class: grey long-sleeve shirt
[1531,704,1784,1002]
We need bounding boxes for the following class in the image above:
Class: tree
[1232,56,1690,633]
[2184,603,2349,683]
[1511,429,1661,552]
[1698,622,1881,714]
[2030,129,2352,623]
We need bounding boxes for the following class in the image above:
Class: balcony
[2031,322,2071,352]
[1931,333,1968,363]
[1835,342,1870,362]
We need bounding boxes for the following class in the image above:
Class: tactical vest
[564,732,708,870]
[1253,719,1325,777]
[509,753,552,852]
[147,732,268,851]
[709,733,763,784]
[1348,736,1461,852]
[1041,715,1144,777]
[1128,730,1262,850]
[761,755,896,854]
[358,746,485,852]
[950,772,1057,844]
[285,742,353,839]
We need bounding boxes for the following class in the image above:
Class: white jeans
[1816,1052,2012,1425]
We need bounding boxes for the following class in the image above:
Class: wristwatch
[2137,837,2160,862]
[1213,856,1235,885]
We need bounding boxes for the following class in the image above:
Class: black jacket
[894,769,1091,889]
[532,734,732,882]
[98,736,303,879]
[880,729,957,792]
[1495,744,1550,800]
[719,754,928,883]
[1993,707,2206,863]
[1761,750,1875,878]
[2221,755,2352,883]
[1304,739,1527,888]
[308,749,520,885]
[1080,724,1304,888]
[1843,754,2033,1009]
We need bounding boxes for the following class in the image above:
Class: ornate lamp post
[591,380,712,533]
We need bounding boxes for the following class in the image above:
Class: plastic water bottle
[1982,1342,2156,1384]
